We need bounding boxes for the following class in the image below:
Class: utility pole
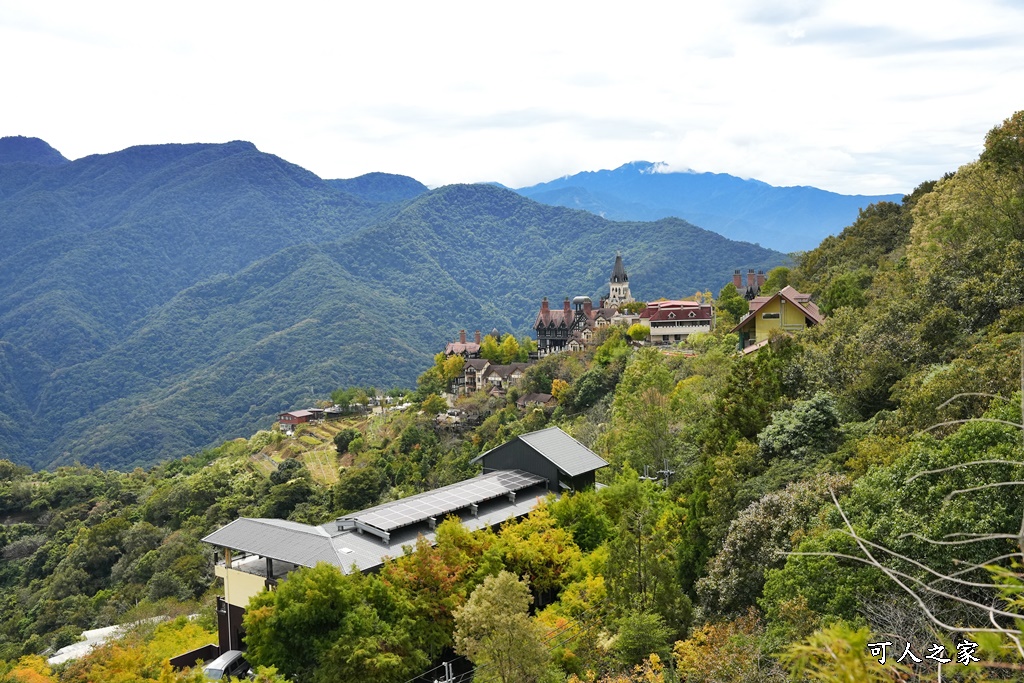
[656,458,675,488]
[433,661,454,683]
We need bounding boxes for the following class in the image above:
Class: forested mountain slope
[518,161,903,251]
[42,186,783,470]
[4,112,1024,682]
[0,146,785,470]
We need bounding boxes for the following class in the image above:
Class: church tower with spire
[607,254,633,307]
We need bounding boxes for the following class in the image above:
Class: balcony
[214,552,301,608]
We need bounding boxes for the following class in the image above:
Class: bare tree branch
[834,533,1006,589]
[944,481,1024,501]
[896,532,1020,545]
[922,418,1024,433]
[786,548,1024,625]
[825,489,1020,635]
[906,460,1024,483]
[937,392,1012,410]
[948,553,1024,579]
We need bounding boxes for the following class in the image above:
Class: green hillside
[0,149,786,470]
[4,110,1024,679]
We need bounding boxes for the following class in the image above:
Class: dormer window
[668,312,676,319]
[688,311,696,318]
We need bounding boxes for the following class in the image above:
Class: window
[762,312,780,319]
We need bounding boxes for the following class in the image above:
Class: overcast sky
[2,0,1022,194]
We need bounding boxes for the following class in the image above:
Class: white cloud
[2,0,1022,194]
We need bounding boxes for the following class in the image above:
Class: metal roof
[202,480,553,574]
[471,427,608,477]
[202,518,342,568]
[518,427,608,476]
[337,469,544,535]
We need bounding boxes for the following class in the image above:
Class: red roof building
[639,300,714,345]
[444,329,482,358]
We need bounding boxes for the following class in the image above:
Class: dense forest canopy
[3,112,1024,681]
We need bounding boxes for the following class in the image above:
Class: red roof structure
[640,299,713,322]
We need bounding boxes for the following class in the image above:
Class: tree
[619,301,647,314]
[548,490,613,552]
[333,466,386,511]
[769,358,1024,666]
[330,387,356,411]
[354,390,371,411]
[819,269,869,315]
[421,393,448,415]
[613,611,673,669]
[605,476,692,638]
[454,571,553,683]
[479,335,501,362]
[333,428,361,455]
[715,283,748,325]
[550,378,570,404]
[673,609,784,682]
[626,323,649,342]
[442,354,466,385]
[757,392,841,462]
[498,505,582,597]
[696,474,851,616]
[269,458,308,486]
[760,266,790,295]
[498,334,524,364]
[244,564,427,682]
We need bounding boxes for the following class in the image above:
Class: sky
[2,0,1023,195]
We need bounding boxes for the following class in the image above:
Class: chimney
[733,269,742,289]
[757,270,766,288]
[459,329,466,344]
[584,299,593,316]
[474,330,481,344]
[564,297,571,319]
[541,296,549,313]
[747,269,755,288]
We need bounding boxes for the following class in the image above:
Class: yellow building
[732,285,823,353]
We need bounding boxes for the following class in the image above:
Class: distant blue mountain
[0,136,69,166]
[516,161,904,252]
[326,172,428,203]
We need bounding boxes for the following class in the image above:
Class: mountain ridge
[517,161,903,251]
[0,143,789,470]
[0,135,69,167]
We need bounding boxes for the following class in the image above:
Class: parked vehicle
[202,650,249,680]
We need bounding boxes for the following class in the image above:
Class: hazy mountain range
[0,136,846,470]
[516,161,903,251]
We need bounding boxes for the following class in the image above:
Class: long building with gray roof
[202,426,607,653]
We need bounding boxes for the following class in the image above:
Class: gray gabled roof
[519,427,608,476]
[202,518,343,568]
[203,481,554,574]
[472,427,608,477]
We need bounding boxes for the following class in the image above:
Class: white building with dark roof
[202,426,606,653]
[639,299,714,345]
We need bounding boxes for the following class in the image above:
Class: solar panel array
[343,469,545,533]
